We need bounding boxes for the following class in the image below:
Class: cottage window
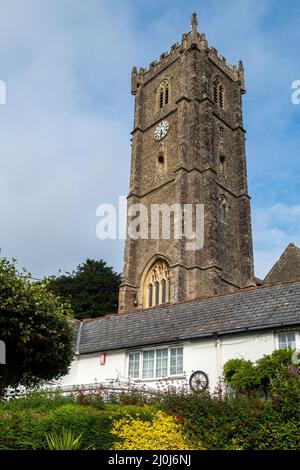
[170,347,183,375]
[128,346,183,380]
[155,348,168,378]
[278,332,296,350]
[128,352,140,379]
[142,350,155,379]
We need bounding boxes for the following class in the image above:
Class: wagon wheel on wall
[189,371,209,392]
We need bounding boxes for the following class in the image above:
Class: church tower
[118,13,255,314]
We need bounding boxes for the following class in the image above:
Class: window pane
[278,332,296,350]
[161,280,166,304]
[128,352,140,379]
[148,284,153,307]
[142,350,155,379]
[156,349,168,378]
[155,282,159,305]
[170,347,183,375]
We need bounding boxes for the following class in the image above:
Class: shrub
[72,384,156,408]
[0,390,76,413]
[156,383,300,450]
[0,398,159,450]
[223,349,297,397]
[111,410,203,450]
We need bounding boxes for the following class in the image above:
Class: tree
[47,259,122,319]
[0,257,75,396]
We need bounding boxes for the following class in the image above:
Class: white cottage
[60,280,300,392]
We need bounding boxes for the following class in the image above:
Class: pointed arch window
[213,76,225,109]
[157,80,170,110]
[142,259,171,308]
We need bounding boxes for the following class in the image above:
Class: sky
[0,0,299,280]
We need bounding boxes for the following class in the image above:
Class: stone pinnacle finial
[191,12,198,33]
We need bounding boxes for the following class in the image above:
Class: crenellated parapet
[131,13,245,95]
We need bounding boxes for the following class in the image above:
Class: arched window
[219,195,228,222]
[213,76,224,109]
[157,80,170,110]
[142,259,171,308]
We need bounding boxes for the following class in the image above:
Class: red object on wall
[100,352,106,365]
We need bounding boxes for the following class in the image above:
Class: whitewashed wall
[60,330,299,392]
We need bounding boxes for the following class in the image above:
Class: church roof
[263,243,300,285]
[77,280,300,354]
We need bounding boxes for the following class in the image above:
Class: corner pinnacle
[191,12,198,33]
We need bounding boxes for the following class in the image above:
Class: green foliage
[223,349,297,397]
[157,385,300,450]
[47,258,121,319]
[0,390,76,413]
[0,357,299,451]
[44,428,94,450]
[0,257,75,395]
[270,365,300,420]
[0,392,158,451]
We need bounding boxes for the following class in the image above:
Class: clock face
[154,120,169,141]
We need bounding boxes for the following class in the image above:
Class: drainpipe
[215,335,222,384]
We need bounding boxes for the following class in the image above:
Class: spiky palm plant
[44,428,94,450]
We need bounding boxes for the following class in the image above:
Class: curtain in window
[142,350,155,379]
[155,349,168,378]
[170,347,183,375]
[128,352,140,379]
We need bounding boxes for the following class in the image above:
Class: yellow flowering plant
[111,409,204,450]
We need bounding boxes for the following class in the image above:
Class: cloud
[0,0,299,283]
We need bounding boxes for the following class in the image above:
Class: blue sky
[0,0,299,280]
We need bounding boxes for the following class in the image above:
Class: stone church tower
[118,13,255,314]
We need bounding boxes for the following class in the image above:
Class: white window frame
[128,351,141,379]
[276,331,299,351]
[169,346,183,376]
[127,345,184,381]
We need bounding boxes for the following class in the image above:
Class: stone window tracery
[143,259,170,308]
[157,80,170,109]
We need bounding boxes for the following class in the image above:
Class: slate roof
[264,243,300,285]
[77,280,300,355]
